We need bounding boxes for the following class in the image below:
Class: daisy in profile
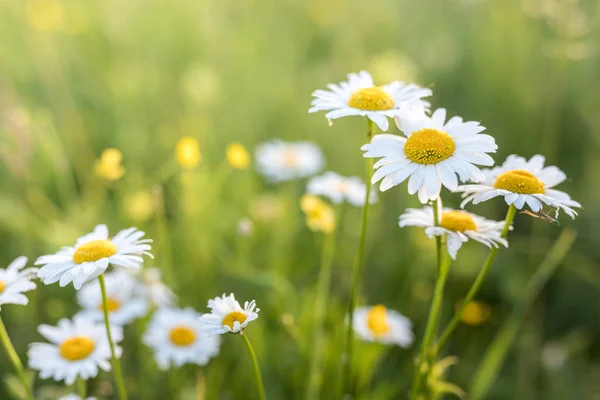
[0,257,38,308]
[307,171,377,207]
[362,109,497,203]
[457,154,581,218]
[199,293,259,336]
[352,305,413,347]
[255,140,324,182]
[28,315,123,385]
[76,271,148,326]
[309,70,432,131]
[36,224,153,290]
[137,267,177,309]
[143,308,220,370]
[399,207,508,259]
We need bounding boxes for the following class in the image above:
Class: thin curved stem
[436,205,517,354]
[98,274,128,400]
[76,377,87,398]
[241,333,266,400]
[0,315,34,400]
[342,118,374,397]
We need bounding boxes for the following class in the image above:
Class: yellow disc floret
[404,128,456,165]
[59,336,95,361]
[0,281,5,294]
[222,311,247,330]
[440,211,477,232]
[493,169,545,194]
[98,298,121,312]
[348,87,394,111]
[169,326,197,347]
[367,305,391,336]
[73,240,117,264]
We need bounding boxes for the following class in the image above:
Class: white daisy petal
[0,257,38,308]
[352,305,413,347]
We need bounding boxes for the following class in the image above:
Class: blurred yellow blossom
[176,136,201,168]
[300,194,336,234]
[458,301,491,326]
[368,52,421,85]
[27,0,63,31]
[227,143,251,169]
[95,148,125,181]
[124,191,154,222]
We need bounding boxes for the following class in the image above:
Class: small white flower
[237,217,254,237]
[399,207,508,260]
[309,70,432,131]
[362,109,497,203]
[143,308,220,370]
[76,271,149,326]
[35,224,153,290]
[199,293,260,336]
[58,395,97,400]
[255,140,324,182]
[306,171,377,207]
[28,315,122,385]
[457,154,581,218]
[0,257,38,308]
[138,268,177,309]
[353,305,413,347]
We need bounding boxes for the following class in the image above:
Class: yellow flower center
[459,301,491,326]
[98,298,121,312]
[440,211,477,232]
[282,149,298,168]
[59,336,95,361]
[0,281,5,293]
[347,87,394,111]
[222,311,247,330]
[73,240,117,264]
[404,128,456,165]
[333,181,348,193]
[367,305,391,336]
[493,169,545,194]
[169,325,197,347]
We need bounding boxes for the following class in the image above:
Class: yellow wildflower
[300,194,336,234]
[94,148,125,181]
[27,0,63,31]
[227,143,251,169]
[459,301,491,326]
[176,136,201,168]
[124,192,154,222]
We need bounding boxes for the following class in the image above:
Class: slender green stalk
[0,315,34,400]
[76,377,86,398]
[196,368,206,400]
[306,229,337,400]
[342,118,375,396]
[432,198,443,276]
[241,333,266,400]
[410,239,451,400]
[436,205,517,353]
[98,275,128,400]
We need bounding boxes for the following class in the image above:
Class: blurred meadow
[1,0,600,399]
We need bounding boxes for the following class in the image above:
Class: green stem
[410,219,451,400]
[432,199,443,276]
[435,205,517,354]
[0,315,34,400]
[98,275,128,400]
[342,118,375,396]
[76,377,87,398]
[306,228,337,400]
[241,333,266,400]
[196,368,205,400]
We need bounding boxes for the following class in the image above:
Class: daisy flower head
[307,171,377,207]
[352,305,413,347]
[138,267,177,309]
[362,109,497,203]
[309,70,432,131]
[35,224,153,290]
[58,395,97,400]
[76,271,149,326]
[199,293,260,336]
[457,154,581,218]
[28,315,123,385]
[0,256,38,309]
[143,308,220,370]
[255,140,324,182]
[399,206,508,260]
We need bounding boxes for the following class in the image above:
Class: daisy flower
[143,308,220,369]
[362,109,497,203]
[76,271,149,326]
[352,305,413,347]
[35,224,153,290]
[457,154,581,218]
[137,267,177,309]
[58,395,97,400]
[199,293,260,336]
[307,171,377,207]
[0,257,38,308]
[399,207,508,259]
[309,70,432,131]
[28,315,123,385]
[255,140,324,182]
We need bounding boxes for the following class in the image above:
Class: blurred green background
[1,0,599,399]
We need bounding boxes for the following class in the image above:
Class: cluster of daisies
[0,224,259,398]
